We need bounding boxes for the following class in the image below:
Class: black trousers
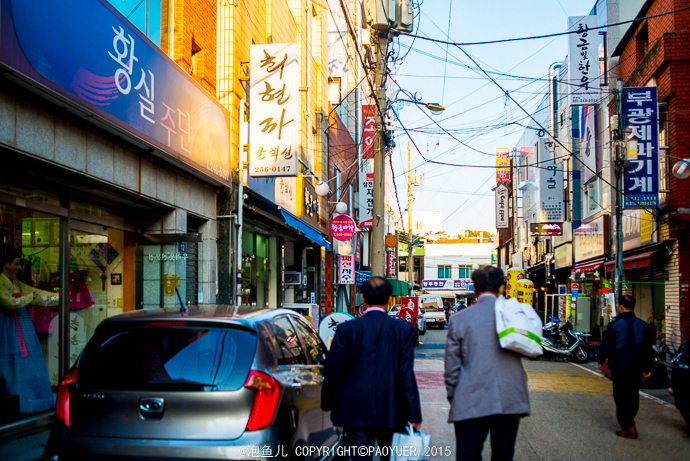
[454,414,521,461]
[612,370,643,430]
[343,426,395,461]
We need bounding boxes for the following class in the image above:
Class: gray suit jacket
[444,294,530,422]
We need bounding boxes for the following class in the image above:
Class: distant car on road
[44,307,341,461]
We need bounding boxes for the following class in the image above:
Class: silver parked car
[44,307,342,460]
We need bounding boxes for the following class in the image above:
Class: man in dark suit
[598,295,653,439]
[322,276,422,460]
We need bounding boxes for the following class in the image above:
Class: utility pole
[370,33,389,277]
[615,79,624,299]
[407,141,414,290]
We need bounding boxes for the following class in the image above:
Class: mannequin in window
[0,250,58,414]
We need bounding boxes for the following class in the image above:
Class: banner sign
[496,148,510,182]
[622,209,657,251]
[337,254,355,284]
[358,160,374,227]
[581,105,597,183]
[386,249,398,279]
[0,0,232,186]
[249,43,298,177]
[453,279,473,290]
[538,139,564,221]
[623,87,659,208]
[274,176,301,216]
[530,223,563,236]
[574,215,610,262]
[330,215,357,241]
[568,15,600,105]
[362,104,376,159]
[495,184,509,229]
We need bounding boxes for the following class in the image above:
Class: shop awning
[390,279,412,297]
[280,211,332,251]
[572,259,605,274]
[604,250,657,271]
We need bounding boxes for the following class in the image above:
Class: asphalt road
[414,325,690,461]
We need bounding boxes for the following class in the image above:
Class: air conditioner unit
[284,271,302,285]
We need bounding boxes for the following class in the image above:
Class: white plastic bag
[495,295,544,357]
[390,423,432,461]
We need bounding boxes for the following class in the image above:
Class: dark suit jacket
[321,310,422,428]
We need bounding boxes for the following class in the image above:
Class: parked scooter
[671,341,690,425]
[530,317,590,363]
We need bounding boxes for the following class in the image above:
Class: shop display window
[0,204,60,423]
[241,232,268,309]
[138,241,200,309]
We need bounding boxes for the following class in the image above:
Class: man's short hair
[362,276,392,306]
[471,265,505,294]
[618,295,636,311]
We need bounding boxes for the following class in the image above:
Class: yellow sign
[505,267,525,299]
[161,274,181,296]
[516,279,534,306]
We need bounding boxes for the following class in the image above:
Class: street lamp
[672,159,690,179]
[390,89,445,115]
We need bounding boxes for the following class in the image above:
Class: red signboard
[362,105,376,159]
[401,297,420,317]
[330,215,357,241]
[571,283,579,290]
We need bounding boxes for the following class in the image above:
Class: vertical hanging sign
[623,87,659,208]
[249,43,298,177]
[581,105,597,183]
[538,138,564,222]
[496,148,510,182]
[358,159,374,227]
[362,104,376,159]
[495,184,509,229]
[568,15,600,106]
[337,254,355,284]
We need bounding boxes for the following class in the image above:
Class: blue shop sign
[623,87,659,209]
[0,0,231,186]
[355,271,371,286]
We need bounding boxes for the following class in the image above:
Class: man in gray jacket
[444,265,530,460]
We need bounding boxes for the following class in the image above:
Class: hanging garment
[0,274,55,414]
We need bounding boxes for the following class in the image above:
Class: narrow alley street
[415,327,690,461]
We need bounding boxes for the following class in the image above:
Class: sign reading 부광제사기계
[0,0,232,187]
[623,87,659,209]
[249,43,298,177]
[330,215,356,241]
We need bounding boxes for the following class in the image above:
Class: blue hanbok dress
[0,273,55,414]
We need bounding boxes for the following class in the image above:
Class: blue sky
[391,0,598,235]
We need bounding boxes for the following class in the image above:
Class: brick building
[612,0,690,346]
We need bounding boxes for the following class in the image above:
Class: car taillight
[55,367,78,427]
[243,370,282,432]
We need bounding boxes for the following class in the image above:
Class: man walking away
[322,276,422,460]
[598,295,653,439]
[445,266,530,461]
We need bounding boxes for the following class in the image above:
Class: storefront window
[241,232,268,308]
[139,241,199,309]
[0,204,60,422]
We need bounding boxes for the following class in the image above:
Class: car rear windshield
[77,323,257,392]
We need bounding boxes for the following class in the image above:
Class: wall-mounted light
[672,159,690,180]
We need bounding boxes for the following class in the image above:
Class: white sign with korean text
[496,184,509,229]
[538,138,564,222]
[568,15,600,106]
[338,254,355,284]
[275,177,298,215]
[250,44,298,177]
[581,105,597,183]
[358,159,374,227]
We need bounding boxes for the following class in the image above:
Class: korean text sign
[568,15,600,105]
[249,43,298,177]
[338,255,355,285]
[358,160,374,227]
[0,0,232,185]
[538,138,564,222]
[623,87,659,208]
[496,148,510,182]
[330,215,357,241]
[362,105,376,159]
